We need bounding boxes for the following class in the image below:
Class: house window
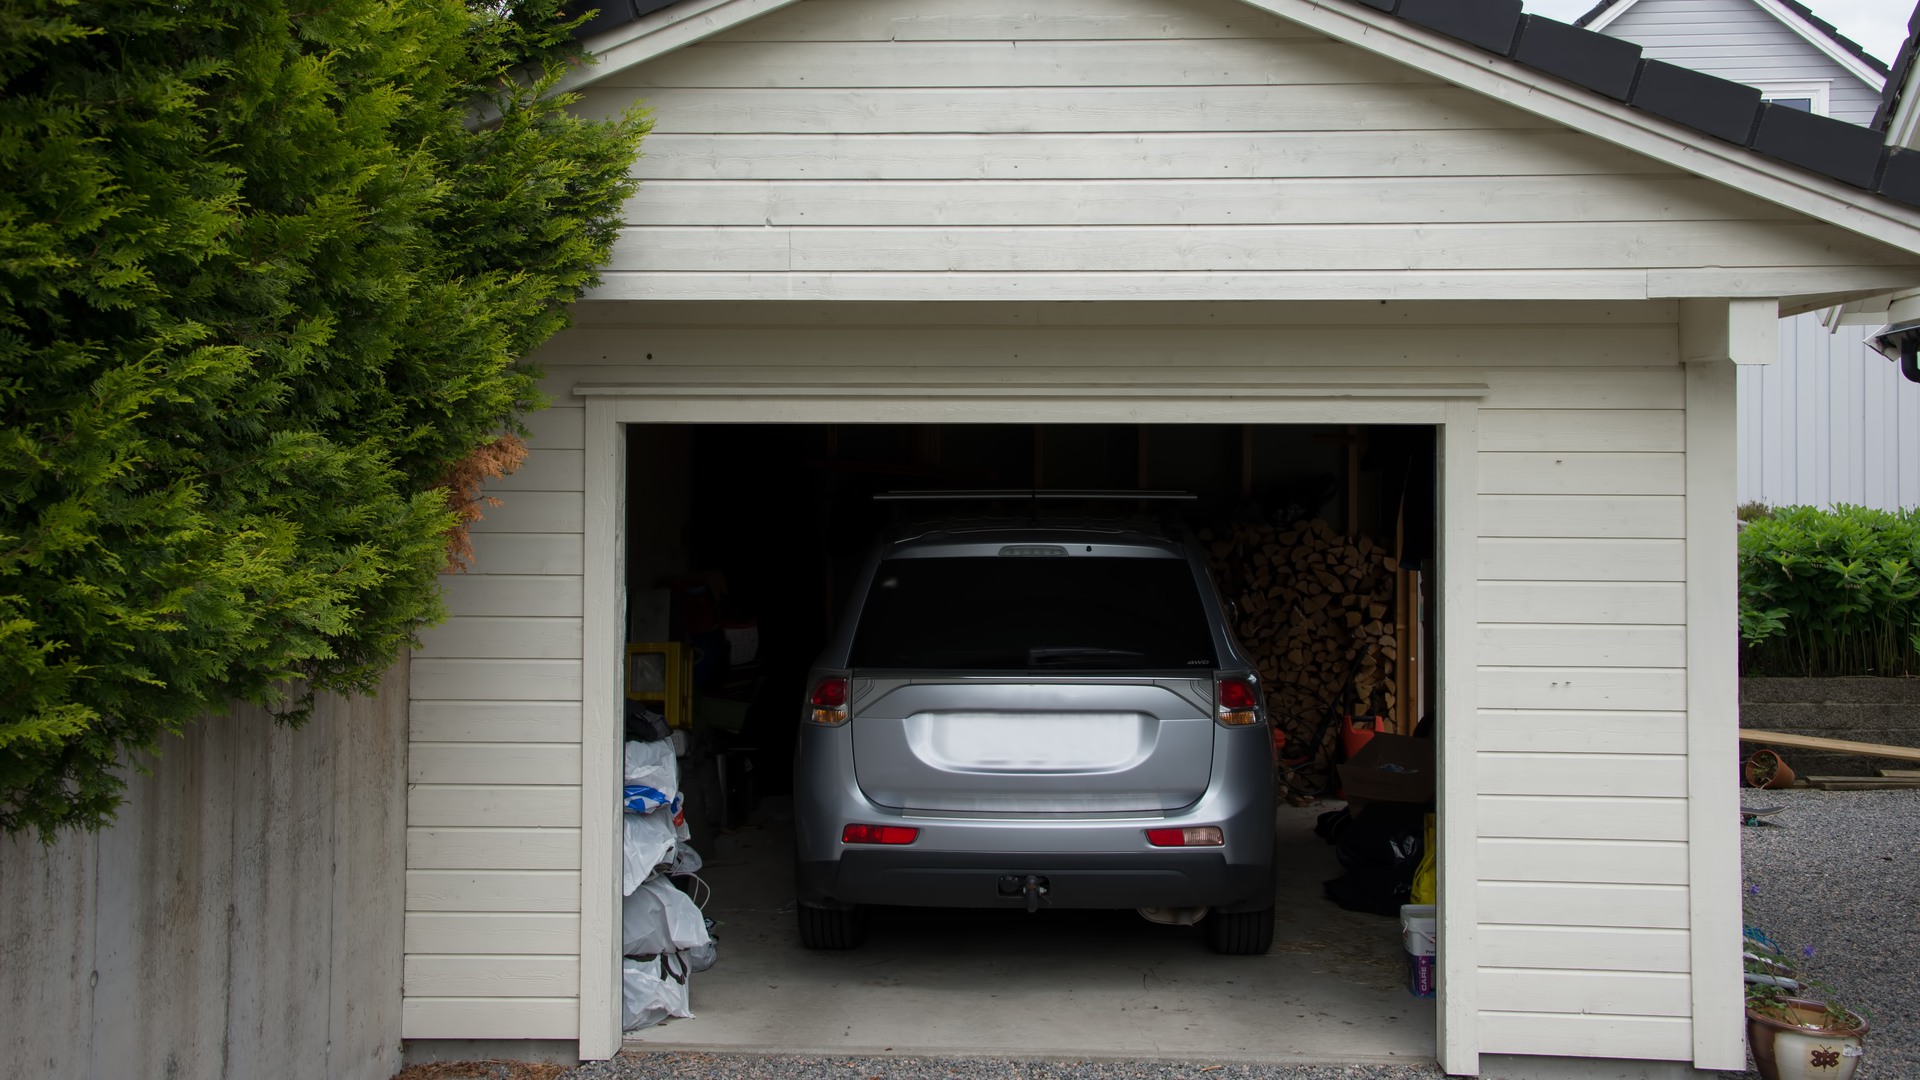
[1755,81,1831,116]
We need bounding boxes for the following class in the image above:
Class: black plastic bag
[1334,802,1425,871]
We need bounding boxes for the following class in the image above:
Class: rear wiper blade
[1027,646,1146,666]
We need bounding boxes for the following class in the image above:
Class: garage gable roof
[558,0,1920,258]
[1576,0,1890,89]
[1875,5,1920,146]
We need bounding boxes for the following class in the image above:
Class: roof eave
[559,0,803,96]
[1244,0,1920,261]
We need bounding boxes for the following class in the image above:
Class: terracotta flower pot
[1748,1000,1867,1080]
[1745,749,1796,789]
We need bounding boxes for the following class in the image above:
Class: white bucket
[1400,903,1437,957]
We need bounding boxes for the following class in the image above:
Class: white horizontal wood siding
[406,403,587,1040]
[1474,346,1697,1063]
[583,0,1912,304]
[1739,315,1920,509]
[1599,0,1884,124]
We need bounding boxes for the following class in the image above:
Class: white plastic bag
[623,740,679,812]
[621,955,693,1031]
[684,938,717,974]
[623,811,679,895]
[622,873,712,957]
[669,841,703,877]
[670,792,690,841]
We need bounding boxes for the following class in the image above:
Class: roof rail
[874,489,1197,502]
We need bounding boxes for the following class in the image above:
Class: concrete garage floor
[626,803,1436,1064]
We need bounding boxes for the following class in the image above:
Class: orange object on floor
[1341,715,1381,761]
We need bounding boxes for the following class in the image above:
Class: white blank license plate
[912,712,1149,772]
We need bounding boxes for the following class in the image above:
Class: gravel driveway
[416,789,1917,1080]
[564,1055,1446,1079]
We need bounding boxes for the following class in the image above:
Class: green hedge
[1740,505,1920,677]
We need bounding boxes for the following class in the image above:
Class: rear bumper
[793,720,1277,911]
[797,848,1271,910]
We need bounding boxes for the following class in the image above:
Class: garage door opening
[615,421,1440,1062]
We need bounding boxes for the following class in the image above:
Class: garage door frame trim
[578,389,1483,1073]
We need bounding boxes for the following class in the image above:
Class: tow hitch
[998,874,1051,913]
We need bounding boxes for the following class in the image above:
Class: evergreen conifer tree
[0,0,647,836]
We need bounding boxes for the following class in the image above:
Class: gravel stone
[543,790,1916,1080]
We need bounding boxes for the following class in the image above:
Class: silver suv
[792,509,1278,954]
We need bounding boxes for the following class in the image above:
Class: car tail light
[809,676,849,726]
[842,823,919,845]
[1216,676,1260,726]
[1146,826,1224,847]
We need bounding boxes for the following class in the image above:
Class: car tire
[797,902,866,950]
[1205,905,1275,955]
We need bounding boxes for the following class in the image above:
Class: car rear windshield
[848,555,1218,670]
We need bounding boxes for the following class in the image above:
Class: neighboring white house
[1582,0,1920,508]
[400,0,1920,1075]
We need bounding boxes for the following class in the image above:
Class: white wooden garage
[401,0,1920,1074]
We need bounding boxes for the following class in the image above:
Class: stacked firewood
[1201,519,1400,753]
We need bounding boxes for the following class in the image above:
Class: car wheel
[797,902,866,950]
[1205,905,1275,955]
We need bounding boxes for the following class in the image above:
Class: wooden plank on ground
[1736,729,1920,764]
[1804,776,1920,790]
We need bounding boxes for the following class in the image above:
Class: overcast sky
[1523,0,1913,67]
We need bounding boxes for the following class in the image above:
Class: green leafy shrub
[1,0,647,836]
[1739,505,1920,677]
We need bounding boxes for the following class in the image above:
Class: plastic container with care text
[1400,903,1436,998]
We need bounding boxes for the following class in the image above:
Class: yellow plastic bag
[1410,812,1437,905]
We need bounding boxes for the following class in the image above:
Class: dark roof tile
[1872,8,1919,131]
[1751,102,1887,187]
[1395,0,1523,55]
[1510,14,1643,101]
[1628,60,1763,145]
[1881,147,1920,205]
[570,0,679,40]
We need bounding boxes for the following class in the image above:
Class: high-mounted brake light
[1216,676,1261,726]
[809,676,850,726]
[842,823,919,845]
[1146,826,1225,847]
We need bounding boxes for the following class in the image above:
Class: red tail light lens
[841,823,919,845]
[1218,678,1258,710]
[1216,676,1260,726]
[1146,826,1225,847]
[808,676,850,726]
[810,677,848,707]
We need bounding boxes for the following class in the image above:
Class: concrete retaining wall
[0,661,408,1080]
[1740,677,1920,778]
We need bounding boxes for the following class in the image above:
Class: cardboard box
[1338,733,1435,806]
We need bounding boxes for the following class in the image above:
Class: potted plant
[1744,933,1867,1080]
[1744,748,1797,789]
